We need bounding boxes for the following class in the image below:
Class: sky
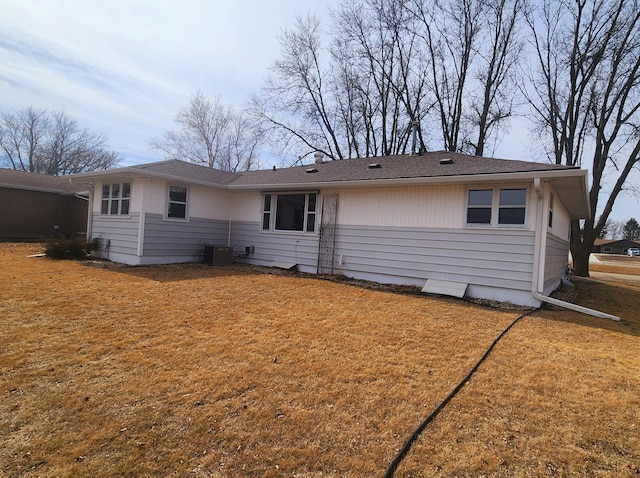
[1,0,638,223]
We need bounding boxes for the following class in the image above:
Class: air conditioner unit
[203,245,233,266]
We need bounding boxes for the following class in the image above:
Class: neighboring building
[70,152,590,308]
[0,168,89,239]
[592,238,640,255]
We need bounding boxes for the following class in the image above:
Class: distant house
[0,168,89,239]
[592,238,640,255]
[70,152,590,308]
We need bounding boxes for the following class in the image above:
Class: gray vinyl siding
[230,221,319,272]
[91,213,140,257]
[332,225,536,292]
[142,213,229,262]
[544,232,570,294]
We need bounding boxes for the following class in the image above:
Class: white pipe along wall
[531,178,620,322]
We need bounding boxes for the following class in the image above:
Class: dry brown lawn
[1,243,638,477]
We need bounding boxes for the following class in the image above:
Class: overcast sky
[0,0,341,164]
[1,0,638,221]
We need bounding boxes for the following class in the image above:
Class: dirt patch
[1,244,638,477]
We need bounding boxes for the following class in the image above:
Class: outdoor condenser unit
[203,245,233,266]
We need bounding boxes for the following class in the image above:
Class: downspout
[531,178,619,321]
[137,179,145,257]
[85,189,93,240]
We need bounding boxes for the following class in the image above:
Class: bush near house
[44,237,99,260]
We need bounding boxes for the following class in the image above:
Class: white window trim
[100,181,131,217]
[165,184,189,222]
[465,186,529,228]
[261,192,318,234]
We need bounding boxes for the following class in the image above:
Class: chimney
[314,151,324,164]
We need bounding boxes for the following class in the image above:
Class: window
[548,192,555,228]
[101,182,130,215]
[467,189,493,224]
[262,194,272,230]
[262,193,317,233]
[498,189,527,225]
[167,186,188,219]
[466,187,527,226]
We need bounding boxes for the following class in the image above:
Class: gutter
[531,178,620,321]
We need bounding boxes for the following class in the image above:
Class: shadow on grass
[84,260,265,283]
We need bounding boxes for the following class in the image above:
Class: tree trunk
[570,219,591,277]
[571,243,591,277]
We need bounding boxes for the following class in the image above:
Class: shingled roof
[131,159,239,185]
[231,151,577,188]
[70,152,580,189]
[0,168,89,194]
[68,152,590,217]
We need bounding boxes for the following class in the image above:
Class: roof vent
[439,158,454,165]
[368,163,382,169]
[306,167,318,174]
[313,151,324,164]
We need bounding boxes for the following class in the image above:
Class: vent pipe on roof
[314,151,324,164]
[410,121,419,156]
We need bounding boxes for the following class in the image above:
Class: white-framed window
[101,182,131,216]
[167,185,188,219]
[548,192,555,228]
[466,187,527,226]
[261,192,317,233]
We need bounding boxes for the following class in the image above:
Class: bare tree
[0,107,121,175]
[610,220,624,240]
[251,14,345,160]
[0,107,50,172]
[253,0,523,162]
[467,0,525,156]
[410,0,524,154]
[252,3,430,162]
[152,91,262,171]
[38,111,121,175]
[331,0,430,157]
[525,0,640,276]
[220,110,265,172]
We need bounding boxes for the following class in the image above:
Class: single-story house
[70,151,590,308]
[0,168,89,239]
[592,238,640,255]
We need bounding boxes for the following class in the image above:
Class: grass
[1,243,638,477]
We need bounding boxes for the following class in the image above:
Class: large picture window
[101,182,130,216]
[466,187,527,226]
[167,185,188,219]
[262,193,317,233]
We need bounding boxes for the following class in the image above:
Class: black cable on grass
[384,308,538,478]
